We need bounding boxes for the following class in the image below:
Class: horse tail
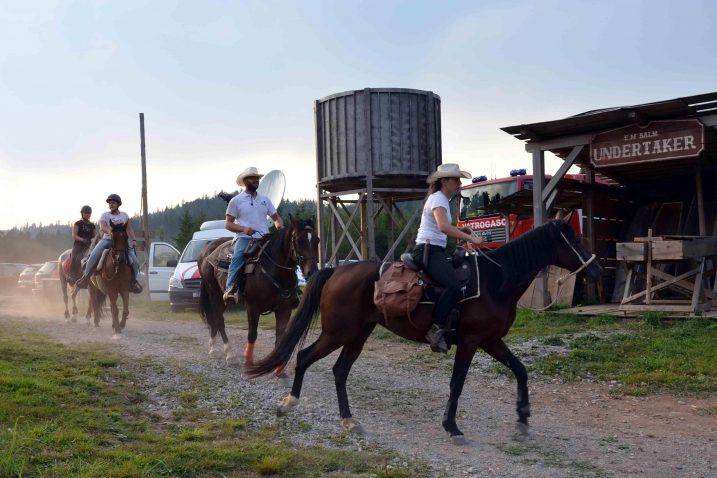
[198,276,213,326]
[245,267,336,378]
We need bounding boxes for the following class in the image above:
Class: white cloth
[100,211,130,239]
[416,191,451,248]
[225,191,277,239]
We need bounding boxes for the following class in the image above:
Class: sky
[1,0,716,230]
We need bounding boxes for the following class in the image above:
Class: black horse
[197,218,319,368]
[247,213,602,442]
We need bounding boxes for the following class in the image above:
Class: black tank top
[74,220,96,246]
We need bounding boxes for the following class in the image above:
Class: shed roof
[502,92,717,142]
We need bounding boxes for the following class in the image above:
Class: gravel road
[2,296,715,477]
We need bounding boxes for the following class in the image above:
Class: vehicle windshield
[460,179,521,219]
[180,239,213,263]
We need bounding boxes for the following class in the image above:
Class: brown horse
[87,221,133,335]
[58,248,93,324]
[197,218,319,367]
[246,213,603,442]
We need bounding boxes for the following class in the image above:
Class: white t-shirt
[100,211,130,239]
[416,191,451,248]
[226,191,277,239]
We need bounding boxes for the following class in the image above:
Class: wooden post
[645,229,653,305]
[139,113,150,299]
[696,162,706,236]
[531,149,549,307]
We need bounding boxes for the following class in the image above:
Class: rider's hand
[245,226,256,236]
[470,235,483,245]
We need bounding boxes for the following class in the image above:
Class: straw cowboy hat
[426,163,471,183]
[236,166,264,186]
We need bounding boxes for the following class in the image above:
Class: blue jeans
[84,237,140,280]
[226,237,251,292]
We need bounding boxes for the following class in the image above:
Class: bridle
[527,222,597,312]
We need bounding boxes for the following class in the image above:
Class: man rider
[69,205,96,281]
[223,167,284,305]
[75,194,143,294]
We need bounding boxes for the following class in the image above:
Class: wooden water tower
[315,88,442,265]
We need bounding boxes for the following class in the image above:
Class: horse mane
[263,218,315,262]
[482,221,555,290]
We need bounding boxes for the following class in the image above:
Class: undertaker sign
[590,119,704,168]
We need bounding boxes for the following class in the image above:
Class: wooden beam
[698,113,717,127]
[532,150,546,227]
[327,197,363,261]
[525,133,592,152]
[696,162,706,236]
[382,207,421,263]
[542,145,584,202]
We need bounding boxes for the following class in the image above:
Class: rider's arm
[433,207,483,246]
[126,220,137,244]
[225,215,255,235]
[270,213,283,230]
[99,219,111,237]
[72,224,83,242]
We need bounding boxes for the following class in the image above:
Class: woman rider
[413,163,483,353]
[69,205,96,281]
[75,194,143,293]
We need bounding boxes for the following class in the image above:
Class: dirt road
[2,296,715,477]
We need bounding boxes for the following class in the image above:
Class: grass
[510,309,717,395]
[0,319,430,478]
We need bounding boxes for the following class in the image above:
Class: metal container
[315,88,442,192]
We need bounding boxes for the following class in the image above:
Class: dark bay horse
[58,248,92,323]
[87,221,133,335]
[197,218,319,367]
[246,213,602,442]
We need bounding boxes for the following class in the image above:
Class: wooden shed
[502,92,717,315]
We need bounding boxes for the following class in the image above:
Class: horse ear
[560,209,574,224]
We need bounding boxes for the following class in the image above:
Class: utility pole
[139,113,150,299]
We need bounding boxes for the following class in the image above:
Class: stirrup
[223,289,238,305]
[131,281,143,294]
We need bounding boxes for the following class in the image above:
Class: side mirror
[166,259,178,268]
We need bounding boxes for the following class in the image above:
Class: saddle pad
[207,241,233,272]
[62,255,72,274]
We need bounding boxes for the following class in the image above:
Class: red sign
[590,119,704,168]
[465,215,507,230]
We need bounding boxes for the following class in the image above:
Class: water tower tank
[315,88,442,192]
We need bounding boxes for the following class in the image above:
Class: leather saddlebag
[373,262,425,319]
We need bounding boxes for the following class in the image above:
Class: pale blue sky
[1,0,715,229]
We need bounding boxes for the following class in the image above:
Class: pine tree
[173,209,196,252]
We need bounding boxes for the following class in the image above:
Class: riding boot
[75,271,91,289]
[426,323,449,353]
[223,282,239,306]
[130,269,143,294]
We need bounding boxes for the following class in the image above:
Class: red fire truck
[457,170,583,250]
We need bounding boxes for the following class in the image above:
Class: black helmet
[80,205,92,214]
[106,194,122,206]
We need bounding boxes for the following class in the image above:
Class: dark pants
[70,242,89,278]
[412,244,461,326]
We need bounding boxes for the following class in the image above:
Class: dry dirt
[1,295,715,478]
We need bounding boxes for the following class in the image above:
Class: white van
[168,220,232,312]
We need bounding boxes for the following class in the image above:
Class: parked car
[0,263,28,293]
[17,264,43,291]
[32,261,59,297]
[145,242,180,301]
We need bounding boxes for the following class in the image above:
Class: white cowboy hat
[426,163,471,183]
[236,166,264,186]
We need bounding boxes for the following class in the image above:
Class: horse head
[289,216,319,279]
[108,219,129,253]
[550,211,603,282]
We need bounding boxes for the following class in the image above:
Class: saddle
[374,250,478,320]
[209,235,271,274]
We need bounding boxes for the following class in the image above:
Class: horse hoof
[276,394,299,416]
[208,347,224,359]
[449,434,467,446]
[71,317,77,323]
[515,421,530,437]
[225,353,243,367]
[111,333,122,340]
[341,418,364,435]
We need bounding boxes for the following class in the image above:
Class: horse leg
[110,293,120,335]
[333,323,375,434]
[70,286,79,322]
[483,340,530,433]
[278,333,344,416]
[61,276,70,320]
[243,306,260,365]
[441,342,478,444]
[272,307,292,377]
[119,289,129,330]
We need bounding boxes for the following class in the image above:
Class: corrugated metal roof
[502,92,717,142]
